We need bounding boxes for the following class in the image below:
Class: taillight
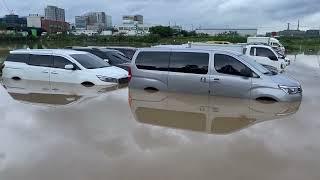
[128,66,132,81]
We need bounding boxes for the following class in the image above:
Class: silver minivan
[129,48,302,102]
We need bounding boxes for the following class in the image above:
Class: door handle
[51,72,58,75]
[213,78,220,81]
[42,71,49,74]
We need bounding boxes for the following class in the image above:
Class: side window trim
[28,54,53,67]
[213,53,253,78]
[168,51,210,75]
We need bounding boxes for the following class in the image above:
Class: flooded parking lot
[0,54,320,180]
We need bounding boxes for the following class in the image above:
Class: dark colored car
[106,47,137,60]
[66,47,131,71]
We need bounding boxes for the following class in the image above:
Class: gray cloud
[1,0,319,33]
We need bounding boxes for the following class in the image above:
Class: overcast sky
[1,0,320,34]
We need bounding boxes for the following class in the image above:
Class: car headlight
[97,75,118,83]
[279,85,302,95]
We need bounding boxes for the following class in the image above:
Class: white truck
[247,37,285,55]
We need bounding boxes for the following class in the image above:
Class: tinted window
[250,48,255,56]
[256,48,276,58]
[71,54,110,69]
[135,52,170,71]
[243,48,247,55]
[116,49,136,59]
[169,52,209,74]
[6,54,29,63]
[53,56,72,69]
[108,52,130,65]
[214,54,252,77]
[29,55,53,67]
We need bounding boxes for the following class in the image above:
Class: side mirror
[268,56,278,61]
[65,64,75,70]
[104,59,110,63]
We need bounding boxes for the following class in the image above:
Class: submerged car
[129,48,302,102]
[67,47,131,71]
[2,49,129,86]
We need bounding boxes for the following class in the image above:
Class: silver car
[129,48,302,102]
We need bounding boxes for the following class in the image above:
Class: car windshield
[238,55,274,75]
[109,52,131,64]
[71,53,110,69]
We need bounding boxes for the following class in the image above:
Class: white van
[2,49,129,86]
[247,37,285,54]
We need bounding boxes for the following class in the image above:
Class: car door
[25,54,53,90]
[167,51,210,95]
[254,47,280,69]
[50,55,81,85]
[210,52,253,102]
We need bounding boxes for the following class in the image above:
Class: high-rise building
[106,15,112,29]
[134,15,143,24]
[122,15,143,25]
[2,14,27,28]
[75,12,112,30]
[45,5,65,22]
[27,14,44,28]
[75,16,87,29]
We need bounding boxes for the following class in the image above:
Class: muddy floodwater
[0,54,320,180]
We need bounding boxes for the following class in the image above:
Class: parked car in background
[105,46,137,60]
[247,37,286,55]
[129,48,302,102]
[2,49,129,86]
[187,43,288,73]
[66,47,131,71]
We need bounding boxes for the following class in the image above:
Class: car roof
[10,49,88,55]
[137,47,243,56]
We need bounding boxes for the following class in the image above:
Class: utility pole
[297,20,300,31]
[287,23,290,31]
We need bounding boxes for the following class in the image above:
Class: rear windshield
[71,53,110,69]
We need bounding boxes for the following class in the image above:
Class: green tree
[149,26,176,38]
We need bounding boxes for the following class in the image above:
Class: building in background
[75,12,112,31]
[195,28,258,37]
[45,5,65,22]
[41,19,69,33]
[115,24,151,36]
[75,16,87,29]
[1,14,27,28]
[123,15,143,25]
[27,14,44,28]
[306,30,320,37]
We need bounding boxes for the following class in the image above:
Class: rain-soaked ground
[0,54,320,180]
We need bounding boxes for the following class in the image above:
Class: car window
[109,52,130,65]
[135,51,170,71]
[53,56,73,69]
[214,54,253,77]
[70,53,110,69]
[29,55,53,67]
[243,48,247,55]
[250,48,255,56]
[6,54,29,63]
[256,47,276,58]
[169,52,209,74]
[115,49,136,59]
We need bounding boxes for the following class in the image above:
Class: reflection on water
[2,78,117,107]
[129,88,301,135]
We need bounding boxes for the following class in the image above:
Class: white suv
[2,49,129,86]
